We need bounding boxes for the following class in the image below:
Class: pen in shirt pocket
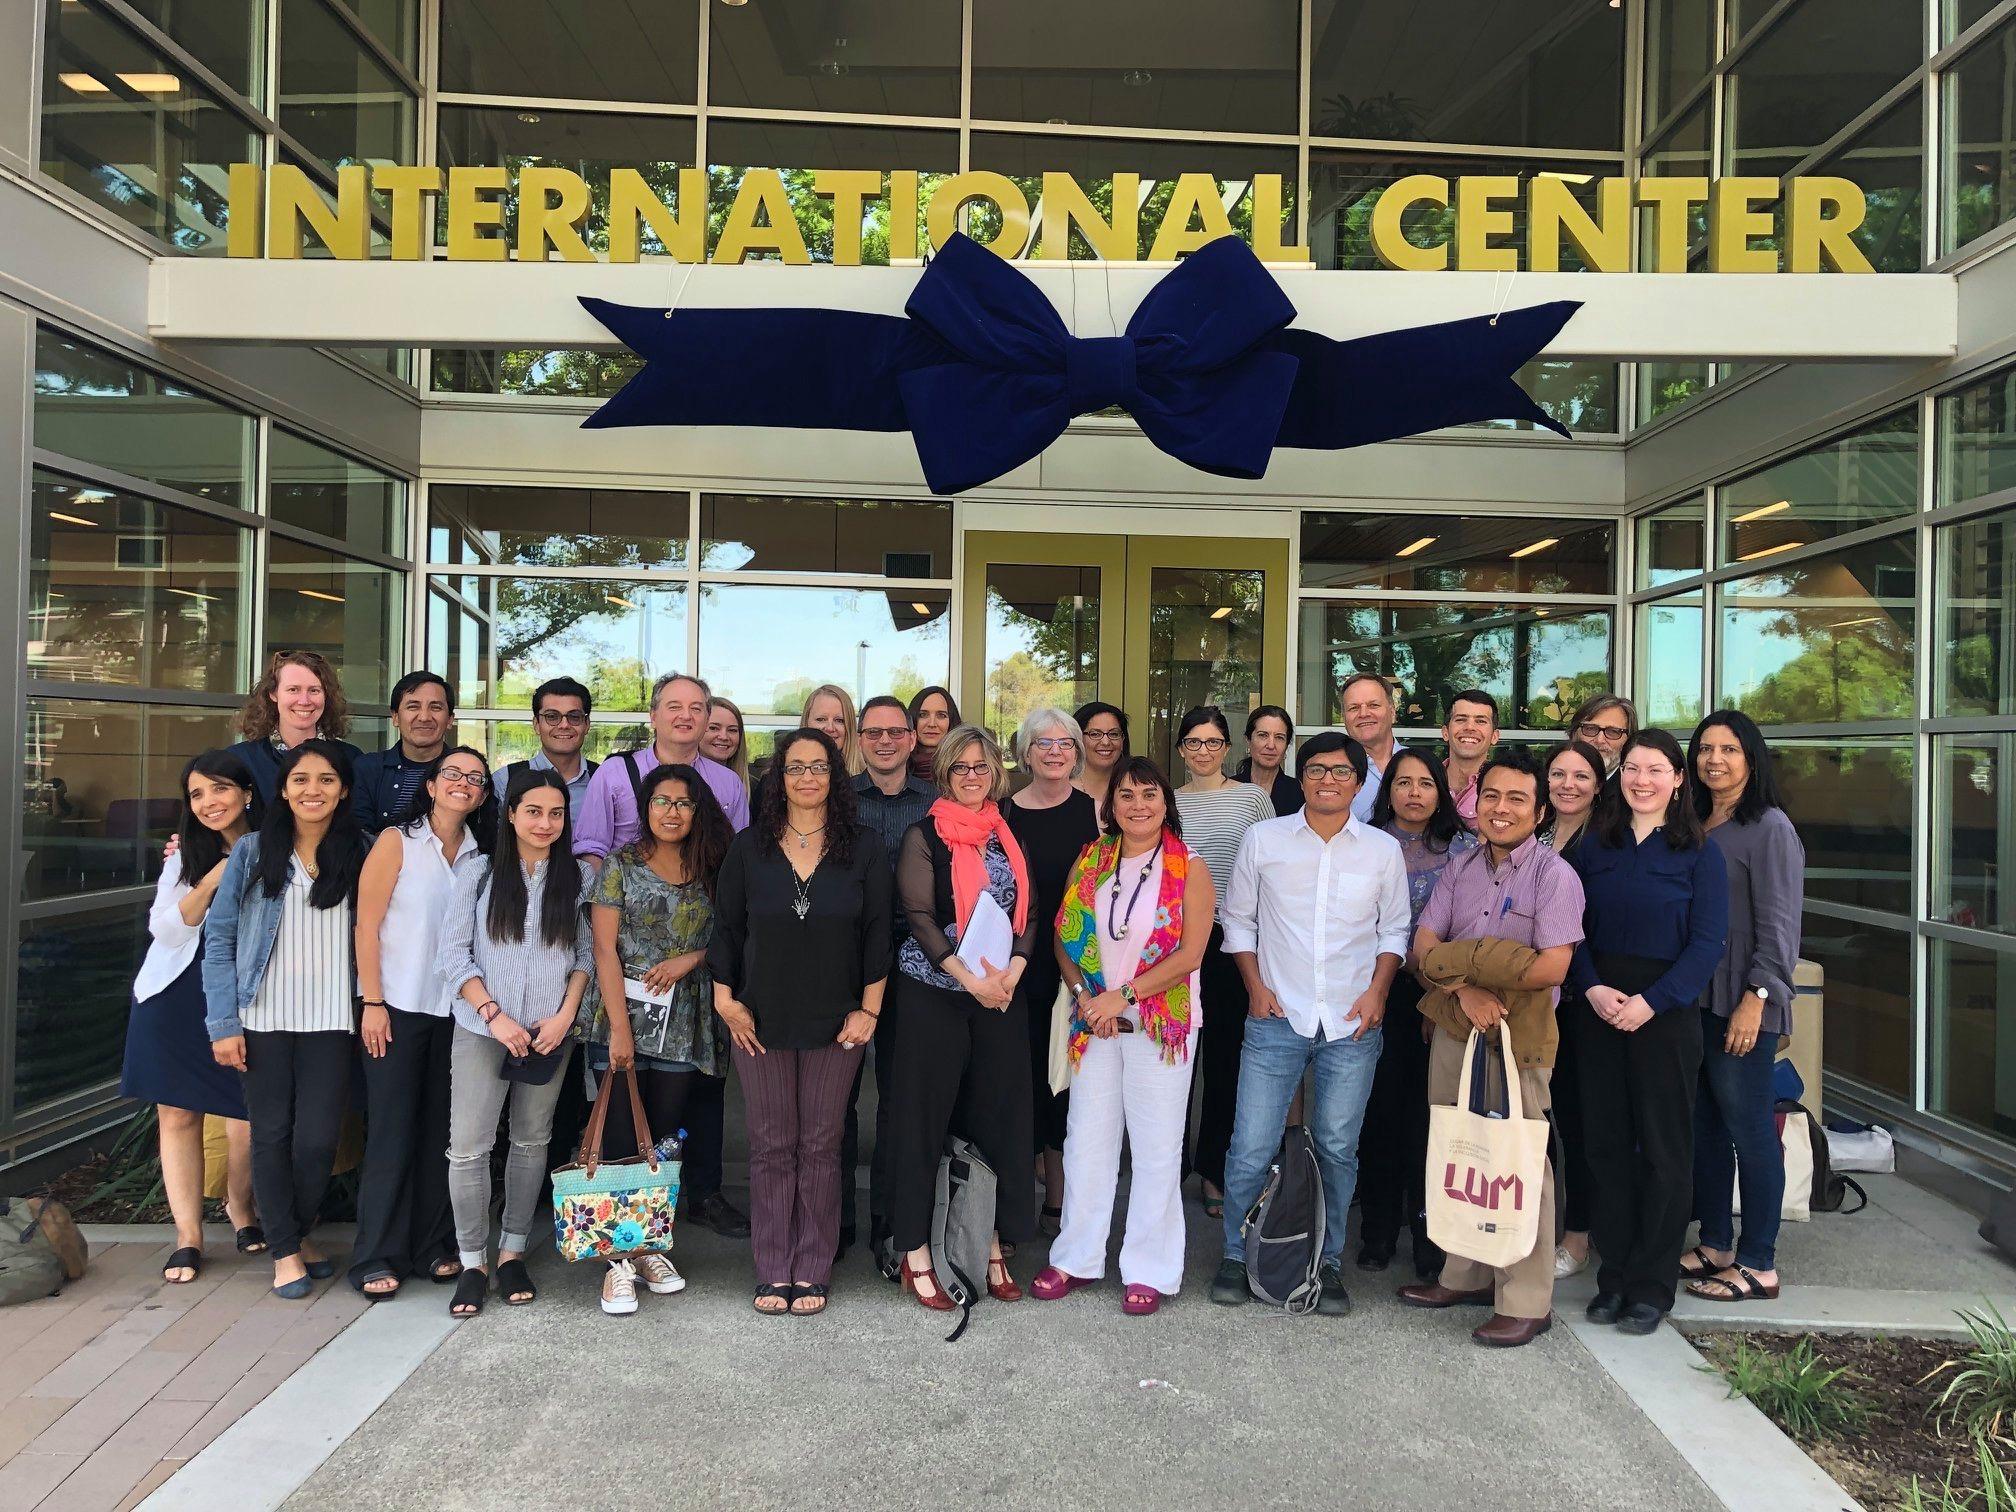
[1500,895,1513,917]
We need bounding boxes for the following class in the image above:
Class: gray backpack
[1241,1124,1326,1313]
[0,1197,87,1307]
[930,1136,996,1342]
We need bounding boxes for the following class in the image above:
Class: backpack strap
[621,749,648,813]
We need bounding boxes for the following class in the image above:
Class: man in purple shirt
[1397,749,1584,1348]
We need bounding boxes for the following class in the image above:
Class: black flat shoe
[1316,1262,1353,1317]
[1615,1302,1665,1336]
[304,1257,335,1281]
[496,1258,537,1305]
[691,1192,751,1239]
[1355,1240,1395,1273]
[162,1247,203,1284]
[449,1270,487,1318]
[234,1226,268,1255]
[1585,1291,1626,1325]
[1209,1259,1249,1306]
[1411,1232,1445,1280]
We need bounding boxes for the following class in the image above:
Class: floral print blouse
[584,845,724,1075]
[1382,822,1477,927]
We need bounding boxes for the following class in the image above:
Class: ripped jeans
[448,1026,571,1271]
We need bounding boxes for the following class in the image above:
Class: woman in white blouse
[123,750,265,1284]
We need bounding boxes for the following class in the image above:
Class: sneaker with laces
[635,1252,685,1295]
[601,1259,639,1315]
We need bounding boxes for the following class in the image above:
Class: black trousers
[347,1009,455,1289]
[241,1029,352,1262]
[1190,925,1250,1191]
[597,1064,697,1167]
[1572,965,1704,1313]
[683,1071,726,1202]
[1355,976,1432,1251]
[1021,937,1070,1155]
[1553,992,1595,1234]
[886,975,1035,1253]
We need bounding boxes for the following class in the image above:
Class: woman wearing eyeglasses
[1006,708,1101,1235]
[349,748,497,1299]
[1567,693,1639,780]
[1173,706,1276,1222]
[708,729,891,1317]
[1073,701,1130,813]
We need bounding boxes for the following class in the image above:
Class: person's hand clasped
[1350,988,1387,1038]
[1081,988,1127,1038]
[1610,994,1656,1033]
[836,1009,877,1051]
[1454,983,1505,1033]
[641,956,687,995]
[531,1009,574,1056]
[1248,984,1286,1019]
[970,958,1014,1011]
[489,1013,532,1057]
[360,1003,393,1059]
[1585,984,1629,1024]
[717,998,765,1056]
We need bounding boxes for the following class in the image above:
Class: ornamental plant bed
[1690,1329,2009,1509]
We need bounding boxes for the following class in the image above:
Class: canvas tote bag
[1426,1023,1552,1270]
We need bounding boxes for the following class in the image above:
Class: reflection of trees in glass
[1314,93,1428,141]
[707,166,947,263]
[1725,553,1915,724]
[1310,160,1601,272]
[431,348,641,398]
[972,172,1288,260]
[985,588,1095,742]
[1317,603,1608,728]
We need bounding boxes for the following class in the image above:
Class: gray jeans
[448,1026,571,1270]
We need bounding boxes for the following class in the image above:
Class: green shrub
[1926,1304,2016,1455]
[1901,1433,2016,1511]
[1709,1337,1870,1441]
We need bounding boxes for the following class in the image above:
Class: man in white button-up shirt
[1210,731,1412,1315]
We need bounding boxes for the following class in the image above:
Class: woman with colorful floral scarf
[1032,756,1215,1316]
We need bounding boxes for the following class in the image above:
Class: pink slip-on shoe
[1031,1266,1096,1301]
[1123,1285,1162,1316]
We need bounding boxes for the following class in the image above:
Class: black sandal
[1678,1244,1726,1279]
[162,1247,203,1284]
[1686,1265,1781,1303]
[753,1282,793,1315]
[789,1283,829,1316]
[235,1226,268,1255]
[429,1257,463,1284]
[357,1270,401,1301]
[496,1258,537,1306]
[450,1269,487,1317]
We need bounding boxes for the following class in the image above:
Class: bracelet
[477,1001,500,1022]
[861,1009,881,1020]
[361,998,385,1009]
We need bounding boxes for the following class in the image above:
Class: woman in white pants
[1033,757,1213,1315]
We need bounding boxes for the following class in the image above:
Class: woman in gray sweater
[1681,710,1805,1304]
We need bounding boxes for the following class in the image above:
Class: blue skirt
[120,955,249,1119]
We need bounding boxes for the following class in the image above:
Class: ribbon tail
[1268,299,1584,449]
[898,366,1069,495]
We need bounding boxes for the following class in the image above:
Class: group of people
[123,649,1802,1344]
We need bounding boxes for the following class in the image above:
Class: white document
[955,891,1015,974]
[623,976,672,1006]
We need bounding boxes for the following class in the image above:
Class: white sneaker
[601,1259,639,1315]
[1554,1245,1589,1280]
[635,1252,685,1295]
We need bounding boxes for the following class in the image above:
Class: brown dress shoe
[1472,1313,1552,1348]
[1396,1282,1495,1309]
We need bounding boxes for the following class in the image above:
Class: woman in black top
[708,729,891,1316]
[1234,704,1302,817]
[889,725,1038,1312]
[1006,707,1101,1235]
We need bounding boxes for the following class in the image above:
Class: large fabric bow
[581,234,1581,496]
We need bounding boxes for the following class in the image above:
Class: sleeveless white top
[378,818,479,1017]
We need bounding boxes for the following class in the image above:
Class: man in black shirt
[351,671,455,834]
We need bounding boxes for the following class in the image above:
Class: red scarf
[928,798,1030,936]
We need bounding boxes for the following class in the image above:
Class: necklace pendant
[792,893,810,921]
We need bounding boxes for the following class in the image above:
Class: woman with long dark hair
[202,740,368,1299]
[1541,739,1607,1280]
[438,768,592,1317]
[1235,705,1301,816]
[1358,747,1474,1275]
[709,729,891,1316]
[1682,710,1804,1306]
[1568,729,1729,1336]
[906,686,960,783]
[126,750,264,1282]
[1073,701,1129,813]
[587,765,734,1315]
[347,746,495,1299]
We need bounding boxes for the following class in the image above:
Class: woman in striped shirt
[1171,706,1276,1221]
[202,741,368,1300]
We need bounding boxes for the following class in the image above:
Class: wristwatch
[1750,985,1770,1004]
[1120,983,1139,1008]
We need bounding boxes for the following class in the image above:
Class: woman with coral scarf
[885,725,1038,1312]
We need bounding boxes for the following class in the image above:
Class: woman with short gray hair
[1007,708,1101,1234]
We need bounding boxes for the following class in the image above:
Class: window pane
[968,135,1296,261]
[430,484,687,571]
[1721,408,1921,561]
[277,0,415,170]
[1948,0,2002,45]
[1296,601,1611,730]
[1635,594,1703,728]
[1486,360,1617,434]
[699,586,950,715]
[709,0,961,116]
[1945,16,2016,254]
[1639,363,1714,422]
[22,699,236,902]
[1639,104,1710,269]
[1775,740,1913,914]
[39,1,258,254]
[430,348,642,399]
[1148,566,1264,771]
[349,0,417,71]
[973,0,1298,135]
[1300,513,1614,593]
[439,0,697,102]
[33,331,255,507]
[1930,937,2016,1137]
[1636,496,1705,587]
[1646,0,1715,127]
[124,0,264,99]
[1808,911,1912,1098]
[1808,91,1924,272]
[270,429,406,557]
[436,107,696,253]
[29,470,249,693]
[1940,363,2016,509]
[1719,535,1917,722]
[980,565,1101,753]
[455,716,650,772]
[15,904,147,1110]
[1310,0,1623,151]
[707,121,957,264]
[1725,0,1921,180]
[700,497,951,578]
[1309,156,1615,273]
[1937,736,2014,935]
[429,578,686,713]
[266,540,405,708]
[1939,506,2016,717]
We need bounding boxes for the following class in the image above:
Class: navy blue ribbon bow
[581,234,1581,496]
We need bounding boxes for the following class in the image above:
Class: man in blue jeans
[1211,730,1412,1314]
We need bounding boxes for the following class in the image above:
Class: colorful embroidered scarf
[929,797,1031,935]
[1055,829,1192,1066]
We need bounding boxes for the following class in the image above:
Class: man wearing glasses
[493,676,599,818]
[1211,731,1411,1316]
[1567,693,1639,780]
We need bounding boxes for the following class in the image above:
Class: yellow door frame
[1118,535,1292,726]
[960,530,1128,734]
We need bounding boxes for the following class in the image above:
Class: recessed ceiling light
[166,587,218,602]
[910,602,931,614]
[605,592,637,609]
[1737,540,1805,562]
[517,112,541,124]
[1122,69,1153,86]
[1731,499,1790,523]
[1509,537,1559,559]
[1395,535,1437,557]
[297,588,346,603]
[1831,614,1880,628]
[48,511,98,527]
[1210,606,1234,620]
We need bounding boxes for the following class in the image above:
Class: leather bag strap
[576,1063,656,1179]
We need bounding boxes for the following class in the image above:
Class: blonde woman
[802,684,865,777]
[703,697,751,791]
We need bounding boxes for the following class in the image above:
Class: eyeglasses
[1301,761,1358,783]
[860,726,910,742]
[1030,737,1076,753]
[537,710,589,727]
[782,762,832,778]
[435,768,488,790]
[1180,737,1228,753]
[947,761,991,779]
[1574,721,1631,743]
[648,795,697,813]
[1084,730,1125,745]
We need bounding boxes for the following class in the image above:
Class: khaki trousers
[1427,1030,1556,1320]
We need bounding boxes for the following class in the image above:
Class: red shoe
[899,1254,956,1312]
[987,1255,1023,1302]
[1031,1266,1096,1301]
[1122,1284,1162,1316]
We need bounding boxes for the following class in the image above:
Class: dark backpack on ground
[930,1136,996,1343]
[1241,1124,1325,1313]
[1778,1098,1867,1215]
